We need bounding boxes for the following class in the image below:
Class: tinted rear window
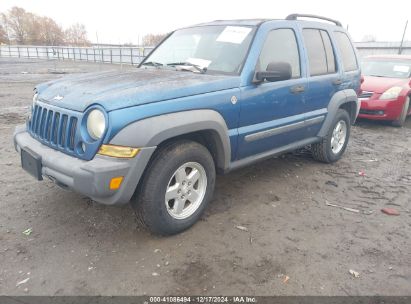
[334,32,358,72]
[303,29,336,76]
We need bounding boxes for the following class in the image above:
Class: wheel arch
[109,109,231,172]
[318,89,359,137]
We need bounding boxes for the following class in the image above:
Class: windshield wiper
[167,62,207,74]
[368,74,384,77]
[141,61,164,67]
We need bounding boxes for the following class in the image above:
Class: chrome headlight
[87,109,106,140]
[29,92,38,121]
[379,86,402,100]
[33,92,38,104]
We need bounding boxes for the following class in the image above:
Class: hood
[36,68,241,112]
[361,76,408,94]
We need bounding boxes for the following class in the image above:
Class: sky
[0,0,410,44]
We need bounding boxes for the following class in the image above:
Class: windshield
[141,25,256,74]
[362,59,411,79]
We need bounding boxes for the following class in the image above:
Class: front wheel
[131,140,216,235]
[311,109,351,163]
[392,97,410,127]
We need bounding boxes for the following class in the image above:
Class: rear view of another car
[359,55,411,127]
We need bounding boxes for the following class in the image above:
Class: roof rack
[285,14,342,27]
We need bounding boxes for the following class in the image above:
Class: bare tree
[4,7,29,44]
[38,17,65,45]
[361,35,377,42]
[1,6,89,46]
[65,23,90,46]
[142,33,167,46]
[0,24,7,44]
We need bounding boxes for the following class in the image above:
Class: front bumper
[14,125,156,205]
[358,94,406,120]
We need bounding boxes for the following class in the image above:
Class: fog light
[110,176,123,190]
[98,144,140,158]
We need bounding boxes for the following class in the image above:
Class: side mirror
[255,62,292,83]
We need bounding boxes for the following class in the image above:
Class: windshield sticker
[393,65,410,73]
[216,26,252,44]
[186,57,211,68]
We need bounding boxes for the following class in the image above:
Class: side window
[334,32,358,72]
[258,29,301,78]
[303,29,336,76]
[320,31,336,73]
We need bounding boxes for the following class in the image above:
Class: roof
[191,15,343,28]
[365,54,411,60]
[192,19,272,27]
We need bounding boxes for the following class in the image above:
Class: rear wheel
[131,140,215,235]
[311,109,351,163]
[392,97,410,127]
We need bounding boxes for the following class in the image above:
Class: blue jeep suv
[14,14,361,235]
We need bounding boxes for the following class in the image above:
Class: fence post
[93,48,96,62]
[27,47,29,58]
[119,48,122,64]
[73,48,75,60]
[17,46,20,58]
[130,48,133,65]
[110,49,113,63]
[46,47,49,59]
[86,48,88,61]
[36,47,39,58]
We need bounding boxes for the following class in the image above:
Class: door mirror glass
[255,61,292,82]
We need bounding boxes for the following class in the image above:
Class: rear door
[302,28,341,137]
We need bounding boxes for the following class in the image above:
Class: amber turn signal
[109,176,124,190]
[98,144,140,158]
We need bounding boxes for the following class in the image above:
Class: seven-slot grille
[29,103,78,151]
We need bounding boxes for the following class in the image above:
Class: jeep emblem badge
[53,95,64,101]
[231,95,237,105]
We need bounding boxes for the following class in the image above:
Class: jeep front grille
[29,104,78,151]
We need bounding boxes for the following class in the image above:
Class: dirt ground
[0,58,410,296]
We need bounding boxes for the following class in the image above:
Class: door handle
[290,85,305,94]
[333,79,343,85]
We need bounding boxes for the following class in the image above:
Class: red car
[359,55,411,126]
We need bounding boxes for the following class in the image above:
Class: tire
[131,140,216,235]
[311,109,351,163]
[392,97,410,127]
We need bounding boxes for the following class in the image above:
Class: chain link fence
[0,45,155,65]
[0,42,410,65]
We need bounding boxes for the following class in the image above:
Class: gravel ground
[0,58,410,296]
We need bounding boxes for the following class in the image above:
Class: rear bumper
[358,95,406,120]
[14,125,155,205]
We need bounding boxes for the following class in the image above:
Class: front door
[237,27,308,159]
